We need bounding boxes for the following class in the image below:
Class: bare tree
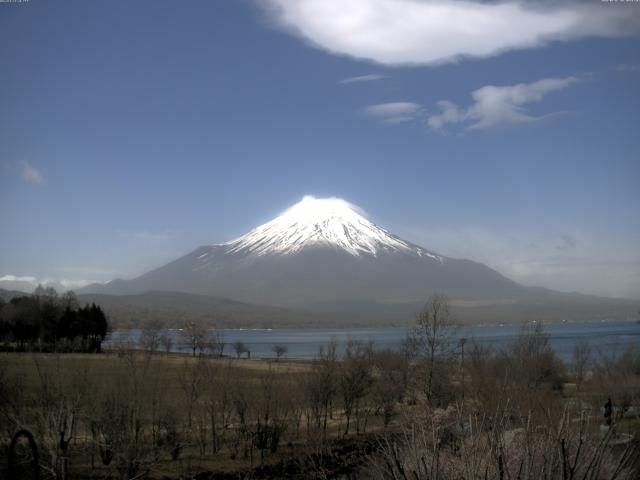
[305,340,338,439]
[90,352,158,478]
[572,339,592,383]
[412,293,456,403]
[369,402,640,480]
[459,337,468,403]
[0,358,25,445]
[271,344,288,361]
[510,321,564,390]
[179,358,206,429]
[59,290,79,310]
[340,339,373,436]
[372,349,409,428]
[180,321,207,357]
[232,341,249,359]
[216,332,227,358]
[252,367,292,465]
[206,331,226,357]
[160,333,173,355]
[31,356,86,480]
[201,360,233,454]
[139,319,164,353]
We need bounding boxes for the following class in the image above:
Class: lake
[106,320,640,362]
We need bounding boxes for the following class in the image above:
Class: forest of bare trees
[0,296,639,479]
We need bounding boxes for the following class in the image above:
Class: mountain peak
[223,195,442,259]
[280,195,366,221]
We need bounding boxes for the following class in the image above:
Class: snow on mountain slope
[222,195,442,260]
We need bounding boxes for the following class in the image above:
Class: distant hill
[76,289,638,329]
[77,291,327,329]
[0,288,28,302]
[4,286,637,329]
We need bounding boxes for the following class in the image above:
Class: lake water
[106,320,640,362]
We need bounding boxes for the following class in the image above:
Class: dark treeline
[0,286,108,352]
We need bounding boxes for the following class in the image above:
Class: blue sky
[1,0,639,298]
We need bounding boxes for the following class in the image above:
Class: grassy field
[1,330,639,479]
[0,351,383,479]
[1,351,312,387]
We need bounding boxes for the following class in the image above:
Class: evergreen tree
[0,289,109,352]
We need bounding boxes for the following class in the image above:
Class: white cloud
[397,226,640,299]
[263,0,640,66]
[20,161,46,185]
[0,274,97,292]
[338,74,386,84]
[427,76,578,131]
[0,274,38,283]
[57,278,95,289]
[616,63,640,72]
[362,101,422,124]
[426,101,466,131]
[359,77,577,131]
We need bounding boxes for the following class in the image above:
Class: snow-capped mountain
[222,196,441,260]
[81,196,526,311]
[77,196,639,324]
